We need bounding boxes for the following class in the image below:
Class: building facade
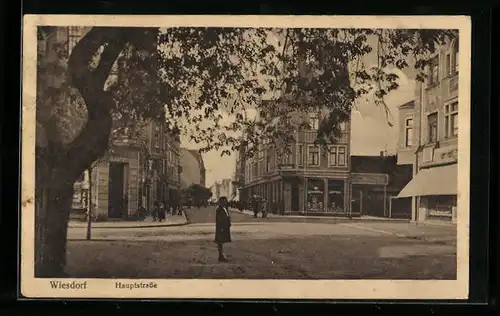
[396,37,459,223]
[237,107,405,216]
[179,148,206,189]
[84,120,181,221]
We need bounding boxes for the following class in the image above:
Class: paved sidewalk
[68,213,188,229]
[229,208,409,223]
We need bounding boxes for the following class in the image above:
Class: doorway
[108,162,128,219]
[291,182,299,211]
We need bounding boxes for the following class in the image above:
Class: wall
[396,102,417,166]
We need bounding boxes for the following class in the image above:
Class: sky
[178,33,418,188]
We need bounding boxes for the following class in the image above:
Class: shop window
[427,112,438,143]
[427,195,456,219]
[327,180,344,212]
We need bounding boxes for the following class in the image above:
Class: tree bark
[34,152,75,277]
[34,27,131,277]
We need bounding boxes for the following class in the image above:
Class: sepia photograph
[21,15,471,299]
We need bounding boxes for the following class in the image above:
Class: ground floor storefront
[239,172,396,218]
[397,163,457,223]
[72,144,180,222]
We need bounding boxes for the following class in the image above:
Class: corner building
[396,37,459,224]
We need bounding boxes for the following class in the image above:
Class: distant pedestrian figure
[151,202,158,221]
[252,195,260,218]
[261,198,268,219]
[214,196,231,262]
[156,201,166,222]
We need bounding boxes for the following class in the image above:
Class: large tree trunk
[33,27,131,277]
[34,159,74,277]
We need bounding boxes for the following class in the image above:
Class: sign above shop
[351,173,389,185]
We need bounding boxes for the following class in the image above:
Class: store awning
[397,164,457,198]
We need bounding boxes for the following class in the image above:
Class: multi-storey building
[38,26,182,221]
[179,148,206,189]
[239,109,354,215]
[86,113,182,221]
[396,36,459,223]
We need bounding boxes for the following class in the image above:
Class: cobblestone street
[65,206,456,279]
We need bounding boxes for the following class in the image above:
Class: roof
[397,100,415,109]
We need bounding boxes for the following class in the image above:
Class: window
[308,146,320,166]
[298,144,304,166]
[445,54,451,76]
[338,146,346,166]
[445,102,459,138]
[328,146,337,166]
[67,27,83,56]
[405,117,414,147]
[428,112,438,143]
[339,122,346,131]
[451,40,459,73]
[309,116,319,130]
[266,156,271,172]
[428,56,439,86]
[76,172,85,182]
[154,125,161,148]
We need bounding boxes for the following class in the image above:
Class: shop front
[302,178,348,215]
[397,163,457,223]
[350,173,389,217]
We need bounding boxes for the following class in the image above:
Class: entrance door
[108,162,126,219]
[290,183,299,211]
[351,187,363,215]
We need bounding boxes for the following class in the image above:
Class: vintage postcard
[21,14,471,299]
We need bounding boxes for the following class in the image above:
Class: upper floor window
[309,116,319,130]
[307,145,320,166]
[338,146,346,166]
[451,39,459,74]
[328,146,337,166]
[428,112,438,143]
[445,102,459,138]
[428,56,439,86]
[339,122,346,131]
[298,144,304,166]
[67,27,83,56]
[405,117,414,147]
[266,156,271,172]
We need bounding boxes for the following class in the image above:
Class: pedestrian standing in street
[157,201,166,222]
[252,195,260,218]
[151,201,158,221]
[214,196,231,262]
[261,198,268,219]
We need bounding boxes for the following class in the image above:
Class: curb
[68,213,190,229]
[410,220,457,228]
[229,209,410,223]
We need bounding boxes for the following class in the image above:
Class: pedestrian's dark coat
[214,205,231,244]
